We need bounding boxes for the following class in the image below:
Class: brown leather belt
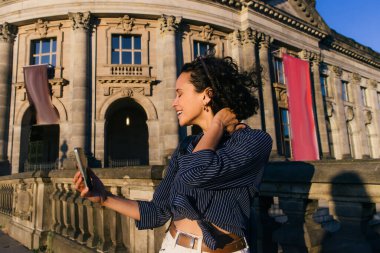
[169,223,247,253]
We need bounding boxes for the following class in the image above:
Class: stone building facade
[0,0,379,174]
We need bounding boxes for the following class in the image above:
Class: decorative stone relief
[14,79,68,100]
[0,22,17,43]
[229,30,241,46]
[98,78,154,96]
[369,79,378,89]
[13,180,33,221]
[158,14,181,34]
[68,12,91,30]
[364,110,372,125]
[258,32,273,49]
[241,27,258,45]
[35,19,49,37]
[118,15,135,33]
[200,25,213,41]
[332,66,343,78]
[344,105,354,122]
[351,73,362,84]
[326,100,335,117]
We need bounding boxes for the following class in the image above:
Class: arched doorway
[19,106,60,172]
[19,107,37,172]
[105,98,149,167]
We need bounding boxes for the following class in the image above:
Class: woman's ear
[203,88,213,105]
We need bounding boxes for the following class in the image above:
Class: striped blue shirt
[136,126,272,250]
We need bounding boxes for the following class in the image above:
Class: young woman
[74,54,272,253]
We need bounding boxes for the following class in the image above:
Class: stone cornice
[0,22,17,43]
[213,0,380,69]
[68,11,91,31]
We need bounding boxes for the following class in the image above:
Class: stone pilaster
[158,14,181,160]
[258,33,278,157]
[68,12,91,152]
[350,73,364,158]
[368,80,380,158]
[228,29,242,64]
[299,50,330,159]
[0,22,16,165]
[329,66,351,158]
[241,28,261,130]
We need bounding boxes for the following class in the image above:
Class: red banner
[283,54,319,161]
[23,65,59,125]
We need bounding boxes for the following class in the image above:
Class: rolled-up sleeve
[176,129,272,189]
[135,147,181,229]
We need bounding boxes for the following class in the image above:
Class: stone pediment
[263,0,329,31]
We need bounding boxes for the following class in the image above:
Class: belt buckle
[175,231,197,249]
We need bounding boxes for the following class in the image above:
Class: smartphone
[74,147,93,191]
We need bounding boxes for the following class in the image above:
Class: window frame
[279,108,292,158]
[342,80,350,102]
[111,34,142,65]
[193,40,215,58]
[30,37,57,66]
[273,57,285,85]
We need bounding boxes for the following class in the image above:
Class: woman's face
[172,72,209,127]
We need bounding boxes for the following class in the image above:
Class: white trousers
[159,230,250,253]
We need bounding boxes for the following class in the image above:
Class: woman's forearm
[101,194,141,220]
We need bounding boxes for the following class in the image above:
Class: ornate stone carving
[351,73,362,84]
[326,100,335,117]
[98,77,154,96]
[241,27,258,45]
[158,14,181,34]
[200,25,213,41]
[344,105,354,122]
[258,32,272,49]
[122,87,134,97]
[35,19,49,37]
[0,22,17,43]
[332,66,343,78]
[68,12,91,30]
[229,30,241,46]
[118,15,135,33]
[364,110,372,125]
[14,180,33,221]
[369,79,378,89]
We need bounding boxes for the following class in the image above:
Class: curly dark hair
[180,53,261,121]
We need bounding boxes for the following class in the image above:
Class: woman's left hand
[213,108,245,134]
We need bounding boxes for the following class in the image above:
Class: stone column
[68,12,91,151]
[258,33,278,157]
[158,15,181,160]
[299,50,330,159]
[330,66,351,158]
[242,28,262,130]
[0,23,16,165]
[229,30,242,64]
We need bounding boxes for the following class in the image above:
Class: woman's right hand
[73,169,109,204]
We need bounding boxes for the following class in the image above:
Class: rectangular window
[111,35,142,64]
[193,41,214,58]
[30,38,57,66]
[320,75,329,97]
[280,108,291,158]
[360,87,368,106]
[342,81,349,102]
[274,58,285,84]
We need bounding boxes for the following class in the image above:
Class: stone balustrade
[0,160,379,252]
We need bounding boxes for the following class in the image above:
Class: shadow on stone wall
[321,172,380,253]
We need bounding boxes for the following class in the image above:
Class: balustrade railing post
[61,183,74,237]
[76,196,90,244]
[85,200,99,248]
[254,196,279,253]
[108,186,127,252]
[273,197,324,253]
[55,183,65,233]
[96,204,113,252]
[322,200,375,252]
[68,185,80,240]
